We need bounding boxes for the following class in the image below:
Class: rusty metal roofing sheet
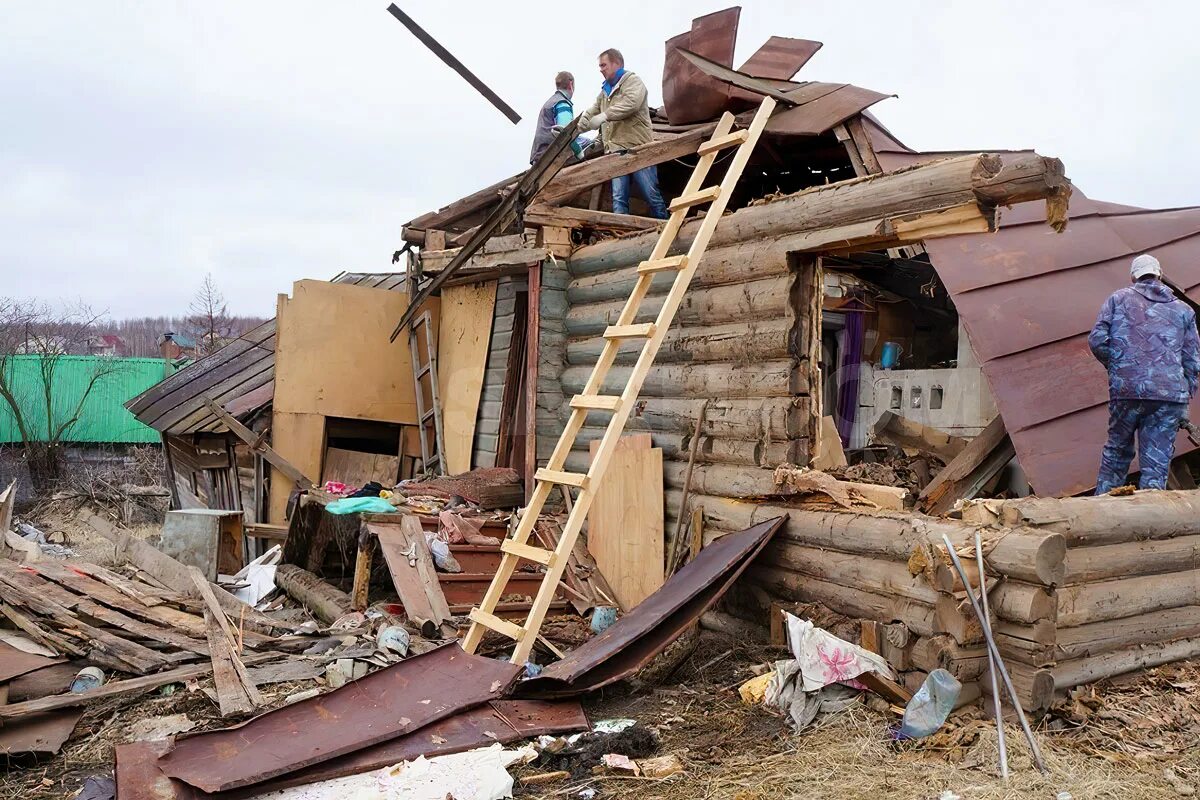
[114,700,587,800]
[158,644,520,793]
[662,7,740,125]
[0,641,63,682]
[925,194,1200,497]
[0,709,83,756]
[764,85,893,137]
[518,517,784,697]
[738,36,822,79]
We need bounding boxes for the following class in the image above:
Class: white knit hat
[1131,253,1162,280]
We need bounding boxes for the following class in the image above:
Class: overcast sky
[3,1,1197,318]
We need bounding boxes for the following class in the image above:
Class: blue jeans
[612,165,668,219]
[1095,399,1187,493]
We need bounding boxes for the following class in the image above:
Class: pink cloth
[438,511,501,545]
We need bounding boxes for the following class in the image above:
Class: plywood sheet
[587,434,664,610]
[268,411,325,524]
[437,281,498,474]
[274,280,439,423]
[371,517,451,626]
[322,447,400,487]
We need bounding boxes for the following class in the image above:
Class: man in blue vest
[530,72,584,164]
[1089,253,1200,493]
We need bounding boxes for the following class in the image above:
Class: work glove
[583,112,607,132]
[550,124,564,136]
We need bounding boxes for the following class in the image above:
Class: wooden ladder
[462,97,777,663]
[409,308,446,476]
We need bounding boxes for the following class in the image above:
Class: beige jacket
[578,71,653,153]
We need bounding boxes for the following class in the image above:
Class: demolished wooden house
[124,7,1200,713]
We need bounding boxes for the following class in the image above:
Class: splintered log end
[971,153,1070,208]
[1046,182,1073,233]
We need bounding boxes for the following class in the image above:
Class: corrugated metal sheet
[0,355,173,444]
[863,116,1200,496]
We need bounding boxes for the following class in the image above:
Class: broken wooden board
[587,434,665,611]
[872,410,968,461]
[437,280,498,474]
[810,415,847,471]
[919,415,1014,516]
[322,447,401,488]
[188,567,262,717]
[371,516,452,629]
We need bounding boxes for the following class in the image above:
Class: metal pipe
[974,531,1009,781]
[942,534,1048,773]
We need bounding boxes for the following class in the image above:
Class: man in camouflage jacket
[1089,253,1200,492]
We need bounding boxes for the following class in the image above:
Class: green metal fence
[0,355,175,444]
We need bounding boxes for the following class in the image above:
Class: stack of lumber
[997,492,1200,701]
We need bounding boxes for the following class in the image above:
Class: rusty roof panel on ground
[114,700,587,800]
[157,644,520,793]
[518,516,784,697]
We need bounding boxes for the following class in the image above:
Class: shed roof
[126,273,407,436]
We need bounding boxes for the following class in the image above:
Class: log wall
[474,275,526,468]
[544,229,815,530]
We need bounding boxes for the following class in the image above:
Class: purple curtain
[835,307,866,447]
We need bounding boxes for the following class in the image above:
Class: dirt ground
[2,630,1199,800]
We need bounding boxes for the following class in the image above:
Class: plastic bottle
[896,669,961,739]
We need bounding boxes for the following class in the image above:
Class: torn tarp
[518,517,784,697]
[158,644,521,793]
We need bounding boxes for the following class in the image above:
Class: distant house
[88,334,129,357]
[158,332,198,361]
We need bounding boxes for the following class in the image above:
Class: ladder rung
[669,186,721,213]
[501,539,555,566]
[534,468,589,489]
[603,323,656,340]
[469,608,526,641]
[637,256,688,275]
[570,394,622,411]
[697,129,749,157]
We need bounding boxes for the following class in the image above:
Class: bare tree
[0,298,124,483]
[187,274,234,356]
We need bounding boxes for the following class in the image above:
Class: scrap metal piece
[662,7,741,125]
[113,700,588,800]
[519,517,784,697]
[0,709,83,756]
[385,4,520,124]
[157,644,520,793]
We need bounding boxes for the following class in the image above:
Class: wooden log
[747,565,937,638]
[909,634,988,680]
[565,317,792,366]
[274,564,352,625]
[560,359,805,400]
[524,204,663,233]
[999,491,1200,546]
[565,396,810,439]
[699,610,767,642]
[566,152,1067,275]
[1051,635,1200,691]
[933,596,983,644]
[565,274,791,336]
[1055,606,1200,661]
[573,426,799,469]
[983,661,1054,716]
[667,494,1062,586]
[872,410,967,462]
[764,541,943,605]
[989,581,1057,624]
[1057,569,1200,627]
[566,242,791,306]
[1062,534,1200,583]
[351,535,373,613]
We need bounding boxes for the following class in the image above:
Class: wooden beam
[204,398,313,489]
[189,567,262,716]
[524,204,664,233]
[385,4,520,124]
[536,124,720,207]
